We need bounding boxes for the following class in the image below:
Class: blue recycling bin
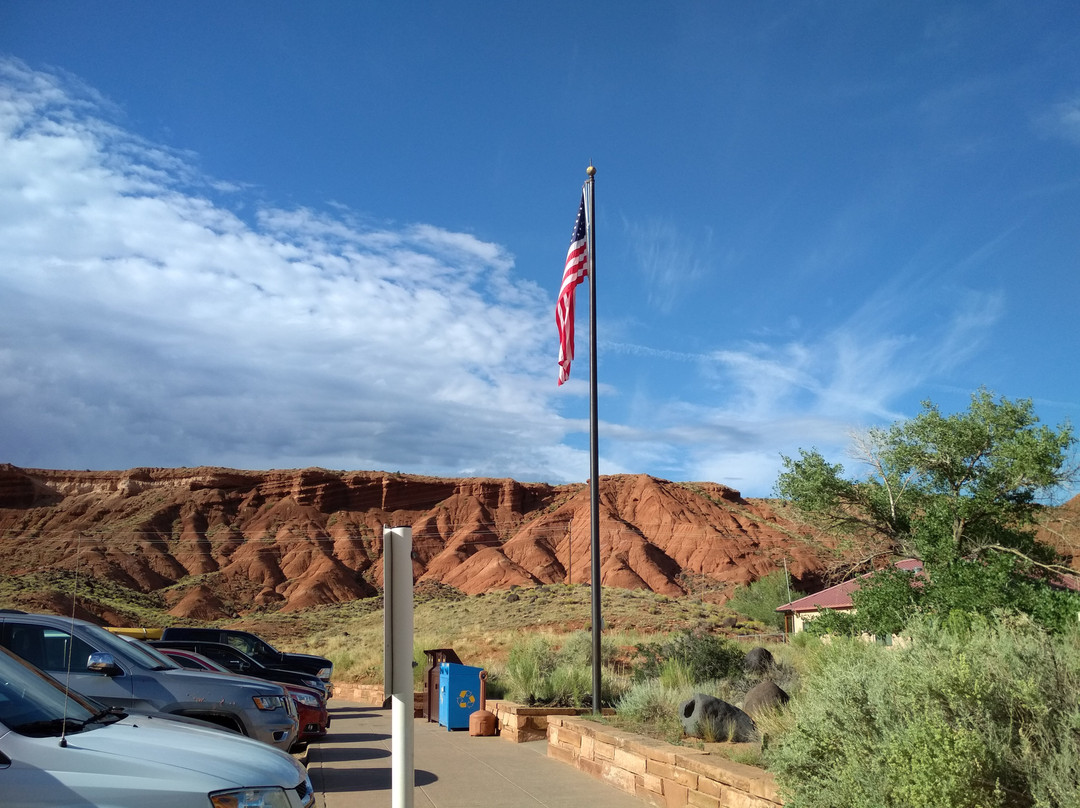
[438,663,484,730]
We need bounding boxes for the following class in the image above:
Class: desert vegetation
[4,389,1080,806]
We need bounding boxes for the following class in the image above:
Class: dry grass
[256,583,762,684]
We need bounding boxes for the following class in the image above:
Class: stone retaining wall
[546,715,783,808]
[487,700,614,743]
[331,683,424,716]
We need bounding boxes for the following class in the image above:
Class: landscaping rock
[743,646,775,674]
[742,680,789,716]
[678,693,756,742]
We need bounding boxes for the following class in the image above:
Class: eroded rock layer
[0,464,827,616]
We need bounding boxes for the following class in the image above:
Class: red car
[158,646,330,742]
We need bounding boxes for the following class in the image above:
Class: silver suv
[0,644,314,807]
[0,613,297,752]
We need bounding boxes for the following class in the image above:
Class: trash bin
[438,663,484,730]
[423,649,462,722]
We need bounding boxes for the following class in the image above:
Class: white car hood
[33,713,307,788]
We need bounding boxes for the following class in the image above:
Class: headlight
[210,786,291,808]
[316,666,331,679]
[292,691,320,708]
[252,694,287,711]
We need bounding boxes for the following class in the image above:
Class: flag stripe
[557,187,590,385]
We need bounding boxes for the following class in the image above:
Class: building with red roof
[775,558,924,635]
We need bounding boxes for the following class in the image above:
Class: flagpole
[585,163,601,714]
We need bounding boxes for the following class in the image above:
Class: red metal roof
[776,559,923,613]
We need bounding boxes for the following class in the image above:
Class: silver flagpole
[585,163,601,714]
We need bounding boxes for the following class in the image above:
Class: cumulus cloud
[0,58,565,480]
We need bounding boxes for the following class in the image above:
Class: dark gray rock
[742,680,789,716]
[678,693,756,742]
[743,646,775,675]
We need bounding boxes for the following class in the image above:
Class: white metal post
[384,526,414,808]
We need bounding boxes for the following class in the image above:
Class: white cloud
[624,217,712,315]
[0,58,566,480]
[1041,96,1080,146]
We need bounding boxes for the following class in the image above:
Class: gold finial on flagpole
[586,163,596,177]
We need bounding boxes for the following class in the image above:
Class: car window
[0,649,96,731]
[226,634,257,656]
[3,624,96,673]
[203,645,247,667]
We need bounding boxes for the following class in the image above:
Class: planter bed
[546,714,783,808]
[487,699,615,743]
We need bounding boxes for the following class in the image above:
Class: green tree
[776,389,1077,631]
[727,570,805,630]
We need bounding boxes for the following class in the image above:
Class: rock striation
[0,464,828,617]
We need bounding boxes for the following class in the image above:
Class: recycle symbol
[457,689,476,709]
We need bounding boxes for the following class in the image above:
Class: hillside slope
[0,465,828,620]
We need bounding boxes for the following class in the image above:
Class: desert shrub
[503,634,627,707]
[615,679,686,741]
[547,663,592,708]
[769,615,1080,808]
[727,571,804,630]
[658,656,695,689]
[633,629,744,683]
[558,630,621,667]
[504,635,558,703]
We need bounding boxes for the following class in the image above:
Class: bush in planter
[505,635,558,703]
[504,634,627,707]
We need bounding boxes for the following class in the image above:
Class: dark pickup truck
[160,627,332,692]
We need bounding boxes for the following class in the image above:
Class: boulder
[678,693,756,742]
[743,646,775,674]
[743,680,789,716]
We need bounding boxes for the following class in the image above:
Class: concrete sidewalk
[307,700,648,808]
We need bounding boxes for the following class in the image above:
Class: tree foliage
[776,389,1078,632]
[726,570,805,630]
[777,389,1074,569]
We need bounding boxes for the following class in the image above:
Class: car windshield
[129,639,186,669]
[0,648,98,735]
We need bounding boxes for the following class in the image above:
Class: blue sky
[1,2,1078,499]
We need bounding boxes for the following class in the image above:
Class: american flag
[556,188,590,385]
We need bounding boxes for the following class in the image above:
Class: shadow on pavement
[327,707,380,720]
[312,766,438,793]
[312,745,391,763]
[314,732,389,744]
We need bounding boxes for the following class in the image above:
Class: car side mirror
[87,651,121,676]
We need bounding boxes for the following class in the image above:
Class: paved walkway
[308,701,648,808]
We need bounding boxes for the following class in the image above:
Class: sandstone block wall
[331,683,424,716]
[487,700,614,742]
[547,715,783,808]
